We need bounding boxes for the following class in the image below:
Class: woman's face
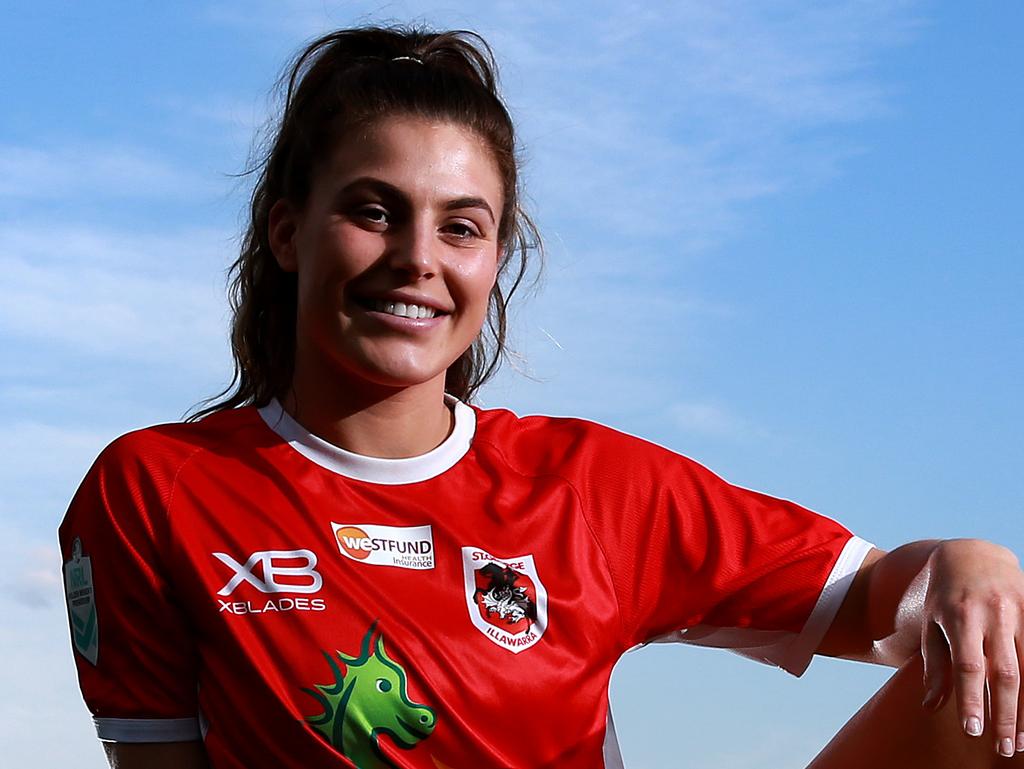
[270,115,503,395]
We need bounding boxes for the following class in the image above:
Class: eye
[375,678,392,693]
[354,205,389,227]
[442,220,481,240]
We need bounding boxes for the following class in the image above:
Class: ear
[268,198,300,272]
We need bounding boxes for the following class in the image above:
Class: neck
[283,362,454,460]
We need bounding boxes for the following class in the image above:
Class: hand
[920,538,1024,757]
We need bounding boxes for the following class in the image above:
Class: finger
[1016,635,1024,754]
[985,629,1020,757]
[922,620,952,711]
[947,612,987,738]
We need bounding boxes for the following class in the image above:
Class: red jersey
[59,397,872,769]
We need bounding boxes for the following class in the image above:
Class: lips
[351,292,453,320]
[370,298,438,319]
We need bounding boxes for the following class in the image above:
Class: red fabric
[60,404,854,768]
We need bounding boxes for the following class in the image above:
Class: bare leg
[807,654,1021,769]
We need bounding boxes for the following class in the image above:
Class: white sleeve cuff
[649,535,876,677]
[94,716,202,743]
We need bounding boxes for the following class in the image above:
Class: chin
[346,357,450,390]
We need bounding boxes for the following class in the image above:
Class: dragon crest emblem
[303,623,436,769]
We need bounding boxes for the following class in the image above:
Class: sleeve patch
[64,536,99,666]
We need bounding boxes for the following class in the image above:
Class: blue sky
[2,2,1022,767]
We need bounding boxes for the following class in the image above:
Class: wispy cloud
[669,401,768,442]
[0,224,229,368]
[153,93,273,152]
[188,0,925,309]
[494,0,919,248]
[0,521,101,762]
[5,543,62,609]
[199,0,921,253]
[0,144,219,201]
[0,422,114,519]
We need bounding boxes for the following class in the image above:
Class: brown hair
[191,25,540,418]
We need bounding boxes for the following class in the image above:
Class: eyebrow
[338,177,496,224]
[442,196,495,224]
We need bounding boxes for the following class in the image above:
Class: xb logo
[214,549,323,595]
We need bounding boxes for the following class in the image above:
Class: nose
[387,219,438,280]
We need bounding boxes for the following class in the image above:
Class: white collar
[257,394,475,485]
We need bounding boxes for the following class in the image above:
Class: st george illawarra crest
[461,547,547,654]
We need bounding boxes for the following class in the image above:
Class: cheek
[298,224,377,277]
[453,253,499,309]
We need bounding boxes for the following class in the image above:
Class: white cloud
[0,144,219,201]
[0,422,114,523]
[0,520,67,610]
[669,401,767,442]
[0,224,229,369]
[489,0,919,251]
[154,92,274,153]
[7,543,62,609]
[0,521,103,765]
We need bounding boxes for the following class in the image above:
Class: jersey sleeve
[58,432,202,742]
[569,423,873,676]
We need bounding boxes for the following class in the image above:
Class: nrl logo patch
[64,537,98,665]
[461,547,547,654]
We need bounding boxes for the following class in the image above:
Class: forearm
[855,539,943,666]
[104,741,210,769]
[820,539,941,665]
[822,536,1024,755]
[822,538,1022,667]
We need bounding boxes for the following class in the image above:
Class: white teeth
[373,299,437,319]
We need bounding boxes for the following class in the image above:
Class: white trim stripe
[649,535,875,676]
[257,394,475,485]
[93,717,202,743]
[602,706,626,769]
[775,534,876,675]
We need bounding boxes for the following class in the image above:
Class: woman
[59,25,1024,769]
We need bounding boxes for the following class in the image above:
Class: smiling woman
[193,27,538,425]
[57,23,1024,769]
[266,117,504,455]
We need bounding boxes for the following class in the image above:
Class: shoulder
[98,407,264,466]
[78,407,268,503]
[469,403,704,480]
[61,407,268,542]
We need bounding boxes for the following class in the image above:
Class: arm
[817,540,939,666]
[818,538,1024,752]
[60,437,205,759]
[104,742,210,769]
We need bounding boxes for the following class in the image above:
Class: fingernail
[966,716,983,736]
[1016,733,1024,753]
[1001,737,1015,757]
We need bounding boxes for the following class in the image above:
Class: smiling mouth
[354,297,447,320]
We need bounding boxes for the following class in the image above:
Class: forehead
[320,116,503,202]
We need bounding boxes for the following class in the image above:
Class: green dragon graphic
[303,623,437,769]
